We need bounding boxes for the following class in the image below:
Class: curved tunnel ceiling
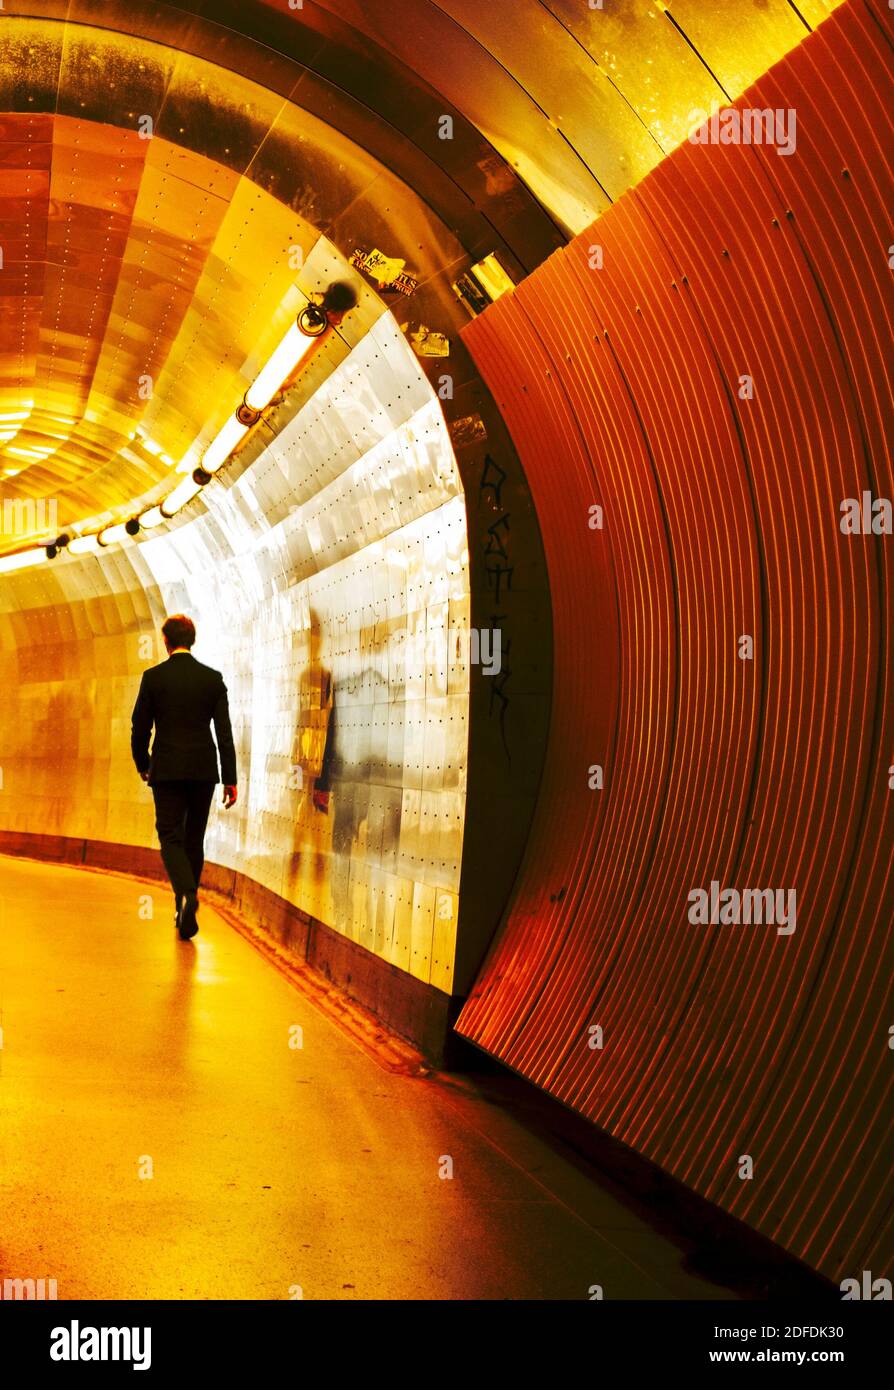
[0,0,842,551]
[0,16,478,549]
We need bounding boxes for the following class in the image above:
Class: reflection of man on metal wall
[293,611,335,815]
[289,613,403,934]
[312,668,336,812]
[287,610,338,915]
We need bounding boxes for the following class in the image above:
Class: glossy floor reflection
[0,853,736,1301]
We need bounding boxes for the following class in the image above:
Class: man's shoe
[177,892,199,940]
[174,895,183,930]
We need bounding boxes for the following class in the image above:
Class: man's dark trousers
[152,780,216,899]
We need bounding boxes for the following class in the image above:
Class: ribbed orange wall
[458,0,894,1283]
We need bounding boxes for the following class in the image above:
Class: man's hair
[162,614,196,650]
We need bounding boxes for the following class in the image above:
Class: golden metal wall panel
[18,0,562,273]
[155,50,288,178]
[0,153,374,539]
[114,194,377,491]
[328,165,468,291]
[313,0,833,231]
[245,97,380,230]
[543,0,835,151]
[317,0,611,235]
[796,0,841,22]
[0,18,64,114]
[435,0,670,190]
[55,23,175,130]
[667,0,809,96]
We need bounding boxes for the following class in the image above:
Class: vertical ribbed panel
[458,0,894,1282]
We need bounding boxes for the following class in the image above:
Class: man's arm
[213,678,238,796]
[313,671,335,812]
[131,673,154,779]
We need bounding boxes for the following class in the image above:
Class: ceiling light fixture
[98,522,132,547]
[243,303,329,414]
[201,415,250,475]
[200,300,332,475]
[161,477,203,517]
[138,505,165,529]
[68,534,101,556]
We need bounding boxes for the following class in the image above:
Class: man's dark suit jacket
[131,652,237,786]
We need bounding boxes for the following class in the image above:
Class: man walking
[130,615,238,940]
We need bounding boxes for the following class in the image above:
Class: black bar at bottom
[1,1299,889,1375]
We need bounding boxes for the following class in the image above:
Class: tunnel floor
[0,852,736,1301]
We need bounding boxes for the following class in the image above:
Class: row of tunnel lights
[0,293,347,575]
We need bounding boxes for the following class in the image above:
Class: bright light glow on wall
[470,254,515,302]
[7,446,51,460]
